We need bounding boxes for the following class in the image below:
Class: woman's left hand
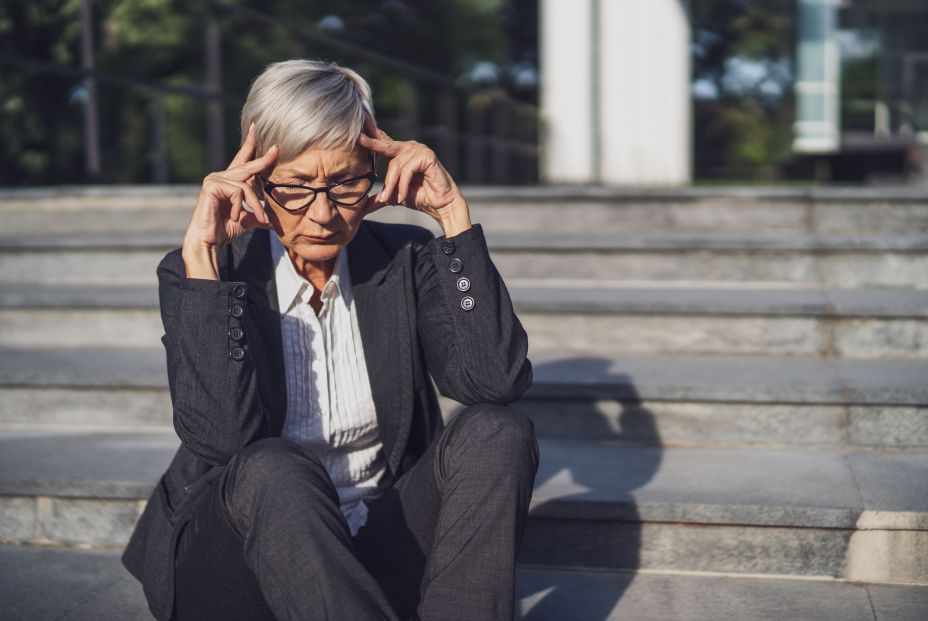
[359,128,471,235]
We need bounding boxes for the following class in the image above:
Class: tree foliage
[0,0,528,185]
[690,0,797,180]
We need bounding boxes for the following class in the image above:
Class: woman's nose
[305,193,338,225]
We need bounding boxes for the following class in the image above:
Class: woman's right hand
[181,123,278,279]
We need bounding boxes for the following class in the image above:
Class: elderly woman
[120,59,539,621]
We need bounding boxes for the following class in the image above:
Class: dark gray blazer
[120,218,533,621]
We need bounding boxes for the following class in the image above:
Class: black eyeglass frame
[259,153,378,212]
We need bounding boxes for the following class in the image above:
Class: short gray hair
[240,59,376,163]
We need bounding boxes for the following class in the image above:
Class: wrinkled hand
[358,128,468,225]
[183,122,278,251]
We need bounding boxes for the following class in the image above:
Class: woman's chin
[293,241,341,261]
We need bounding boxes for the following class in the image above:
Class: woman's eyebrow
[288,166,362,183]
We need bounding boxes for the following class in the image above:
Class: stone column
[540,0,596,183]
[540,0,692,186]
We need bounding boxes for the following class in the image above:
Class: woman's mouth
[303,233,337,242]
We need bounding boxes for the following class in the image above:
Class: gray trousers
[172,403,540,621]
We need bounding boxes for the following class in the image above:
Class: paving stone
[41,498,143,546]
[0,496,37,542]
[520,518,856,578]
[0,545,153,621]
[868,583,928,621]
[848,406,928,448]
[491,249,928,288]
[0,386,172,429]
[849,452,928,516]
[530,440,928,529]
[0,429,178,498]
[0,347,167,388]
[517,566,883,621]
[528,353,928,405]
[505,398,850,447]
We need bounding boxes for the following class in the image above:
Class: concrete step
[3,283,926,359]
[3,231,927,288]
[490,232,928,288]
[3,547,926,621]
[2,346,926,448]
[517,565,928,621]
[521,353,928,448]
[1,430,926,583]
[2,185,927,236]
[4,546,925,621]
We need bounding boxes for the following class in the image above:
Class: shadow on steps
[517,356,662,620]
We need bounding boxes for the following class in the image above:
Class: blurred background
[2,0,926,187]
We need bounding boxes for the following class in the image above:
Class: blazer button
[230,347,246,361]
[183,483,194,495]
[401,455,416,471]
[229,304,244,318]
[233,284,247,299]
[448,258,463,273]
[461,296,475,311]
[441,240,456,255]
[229,327,245,341]
[456,276,471,292]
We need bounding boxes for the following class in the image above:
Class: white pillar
[599,0,692,185]
[793,0,841,153]
[540,0,596,183]
[540,0,692,186]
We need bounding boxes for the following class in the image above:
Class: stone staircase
[1,185,927,620]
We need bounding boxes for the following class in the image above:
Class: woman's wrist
[181,240,220,280]
[436,196,472,238]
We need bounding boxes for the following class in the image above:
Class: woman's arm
[357,128,532,404]
[414,223,533,405]
[157,123,278,466]
[157,246,271,466]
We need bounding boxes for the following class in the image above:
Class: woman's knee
[218,437,336,525]
[453,403,536,442]
[447,403,539,470]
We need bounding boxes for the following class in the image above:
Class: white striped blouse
[270,232,390,537]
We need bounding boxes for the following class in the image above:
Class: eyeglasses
[259,154,378,213]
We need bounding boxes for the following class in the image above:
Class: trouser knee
[218,437,338,534]
[442,403,540,478]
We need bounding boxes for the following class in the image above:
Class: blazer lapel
[348,220,414,475]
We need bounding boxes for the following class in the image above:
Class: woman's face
[261,142,375,265]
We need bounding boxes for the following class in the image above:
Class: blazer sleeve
[157,248,270,466]
[414,222,533,404]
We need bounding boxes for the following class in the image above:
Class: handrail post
[206,10,225,171]
[150,92,168,183]
[437,89,459,177]
[80,0,101,181]
[490,94,509,184]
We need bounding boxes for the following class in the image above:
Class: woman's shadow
[514,355,663,620]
